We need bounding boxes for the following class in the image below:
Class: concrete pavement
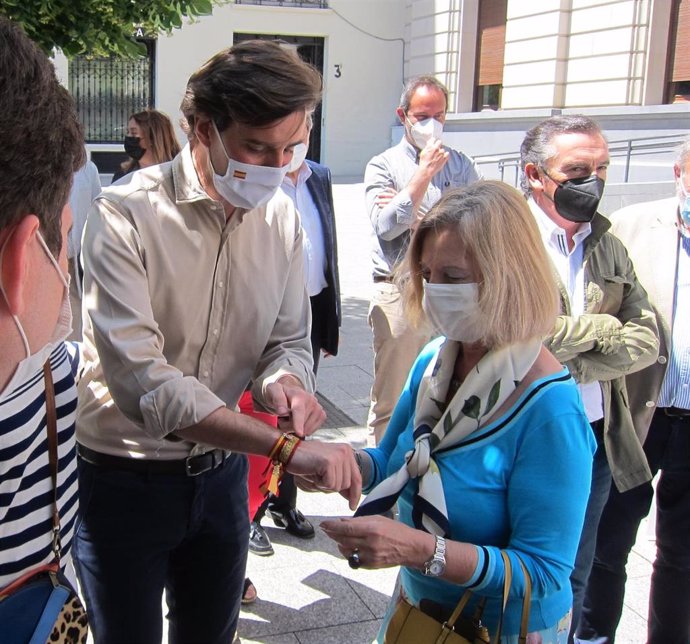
[237,182,653,644]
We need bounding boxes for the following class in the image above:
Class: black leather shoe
[248,521,274,556]
[267,507,315,539]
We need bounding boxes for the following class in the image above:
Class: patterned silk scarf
[355,338,542,536]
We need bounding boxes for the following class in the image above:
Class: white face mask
[210,121,290,210]
[678,176,690,229]
[422,281,482,344]
[408,117,444,150]
[0,229,72,399]
[286,143,308,174]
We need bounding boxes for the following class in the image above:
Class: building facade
[53,0,689,186]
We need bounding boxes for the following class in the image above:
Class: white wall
[54,0,405,178]
[503,0,658,109]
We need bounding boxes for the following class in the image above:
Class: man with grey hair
[364,75,481,445]
[577,137,690,644]
[520,114,659,642]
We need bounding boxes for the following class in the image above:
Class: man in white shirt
[365,75,481,444]
[74,40,360,644]
[520,114,659,642]
[250,116,341,554]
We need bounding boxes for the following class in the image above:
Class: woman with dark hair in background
[113,108,181,182]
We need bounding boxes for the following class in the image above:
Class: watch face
[428,559,445,576]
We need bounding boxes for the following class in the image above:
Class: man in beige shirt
[73,41,360,644]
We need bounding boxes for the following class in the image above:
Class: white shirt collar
[528,197,592,256]
[283,162,312,189]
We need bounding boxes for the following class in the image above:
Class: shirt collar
[528,196,592,254]
[173,143,218,205]
[398,135,420,161]
[282,162,312,189]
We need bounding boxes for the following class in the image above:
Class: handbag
[384,551,532,644]
[0,362,88,644]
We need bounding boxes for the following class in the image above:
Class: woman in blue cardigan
[322,181,596,643]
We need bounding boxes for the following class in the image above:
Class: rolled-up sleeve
[364,155,416,241]
[83,198,225,439]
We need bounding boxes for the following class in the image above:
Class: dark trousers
[577,409,690,644]
[569,420,612,643]
[73,453,249,644]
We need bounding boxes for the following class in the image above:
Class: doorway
[233,33,325,162]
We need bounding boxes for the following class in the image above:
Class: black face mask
[543,171,605,223]
[124,135,145,161]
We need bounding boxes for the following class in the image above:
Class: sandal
[241,577,257,604]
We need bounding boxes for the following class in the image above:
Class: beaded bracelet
[260,433,302,496]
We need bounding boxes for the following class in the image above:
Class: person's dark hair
[119,108,181,175]
[0,18,85,255]
[180,40,323,134]
[519,114,605,196]
[399,75,449,113]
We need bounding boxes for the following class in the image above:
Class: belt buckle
[185,452,209,477]
[185,450,224,477]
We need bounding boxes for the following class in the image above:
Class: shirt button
[213,329,219,336]
[217,281,224,288]
[658,355,667,365]
[645,400,655,408]
[203,370,209,378]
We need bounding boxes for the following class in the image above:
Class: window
[68,39,155,144]
[476,84,502,112]
[233,33,324,162]
[666,0,690,103]
[474,0,507,111]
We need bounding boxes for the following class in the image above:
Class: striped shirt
[658,233,690,409]
[0,342,80,589]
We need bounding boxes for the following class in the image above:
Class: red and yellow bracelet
[260,433,302,496]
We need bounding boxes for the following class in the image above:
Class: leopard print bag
[0,563,88,644]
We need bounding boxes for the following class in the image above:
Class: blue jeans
[73,453,249,644]
[577,409,690,643]
[569,421,612,643]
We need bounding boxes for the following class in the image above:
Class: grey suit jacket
[610,197,678,443]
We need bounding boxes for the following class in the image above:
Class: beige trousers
[367,282,428,445]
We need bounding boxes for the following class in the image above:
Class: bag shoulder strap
[515,555,532,644]
[491,551,513,644]
[42,360,62,563]
[495,551,533,644]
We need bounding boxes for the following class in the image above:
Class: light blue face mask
[680,179,690,228]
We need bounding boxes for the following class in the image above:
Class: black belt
[662,407,690,419]
[77,444,230,477]
[373,275,393,283]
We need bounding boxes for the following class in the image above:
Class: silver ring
[348,548,361,569]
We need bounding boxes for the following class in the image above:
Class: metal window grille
[235,0,328,7]
[68,40,155,143]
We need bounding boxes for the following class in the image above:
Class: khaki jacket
[609,198,678,445]
[544,212,659,492]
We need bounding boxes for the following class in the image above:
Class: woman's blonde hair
[402,180,559,348]
[121,108,181,173]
